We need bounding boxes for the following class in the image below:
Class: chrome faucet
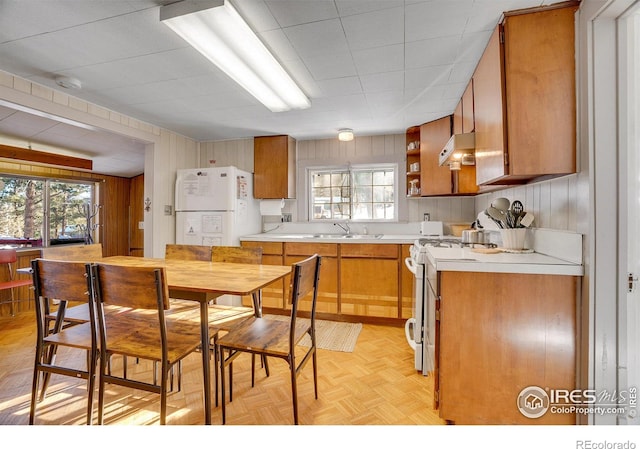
[334,221,351,235]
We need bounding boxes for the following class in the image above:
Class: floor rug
[264,315,362,353]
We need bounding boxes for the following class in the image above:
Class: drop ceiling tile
[405,36,462,70]
[265,0,338,27]
[341,6,404,51]
[303,52,357,81]
[351,44,404,75]
[284,19,349,59]
[335,0,404,17]
[315,77,363,97]
[360,71,404,93]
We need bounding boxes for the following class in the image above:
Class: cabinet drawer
[241,241,283,255]
[284,242,338,257]
[340,243,399,258]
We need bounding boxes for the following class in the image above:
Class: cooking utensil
[511,200,524,215]
[491,197,510,212]
[485,206,505,229]
[519,212,535,227]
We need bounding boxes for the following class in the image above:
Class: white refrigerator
[175,166,260,247]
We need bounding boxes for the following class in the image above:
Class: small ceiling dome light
[338,128,354,142]
[55,76,82,89]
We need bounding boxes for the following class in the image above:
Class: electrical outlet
[423,213,431,221]
[164,205,173,216]
[281,213,292,222]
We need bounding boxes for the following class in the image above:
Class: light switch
[138,221,144,230]
[164,205,173,216]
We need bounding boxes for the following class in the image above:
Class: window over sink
[308,164,397,221]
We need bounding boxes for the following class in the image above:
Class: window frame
[307,163,398,223]
[0,173,97,248]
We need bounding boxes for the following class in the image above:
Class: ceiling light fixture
[55,76,82,90]
[160,0,310,112]
[338,128,354,142]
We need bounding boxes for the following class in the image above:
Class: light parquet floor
[0,307,445,426]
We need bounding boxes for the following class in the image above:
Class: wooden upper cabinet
[253,135,296,199]
[474,3,578,185]
[420,117,453,196]
[452,80,474,135]
[420,116,478,196]
[461,80,474,133]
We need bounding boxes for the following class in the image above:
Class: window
[0,175,96,248]
[309,165,396,221]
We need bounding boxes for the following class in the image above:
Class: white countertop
[426,246,584,276]
[240,233,423,244]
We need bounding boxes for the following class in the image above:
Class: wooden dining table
[100,255,291,425]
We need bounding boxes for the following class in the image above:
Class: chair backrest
[165,244,212,261]
[42,243,103,261]
[31,258,95,342]
[92,263,170,311]
[288,254,321,344]
[0,248,18,264]
[211,246,262,265]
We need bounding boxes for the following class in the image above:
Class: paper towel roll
[259,199,284,216]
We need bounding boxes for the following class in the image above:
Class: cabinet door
[473,25,508,185]
[461,80,474,133]
[438,271,576,424]
[504,6,577,177]
[254,135,294,199]
[420,116,453,196]
[340,244,399,318]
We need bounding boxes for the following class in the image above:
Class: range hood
[438,132,475,168]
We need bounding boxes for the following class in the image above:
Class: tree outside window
[310,165,396,221]
[0,176,95,247]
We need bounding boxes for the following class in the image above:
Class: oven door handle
[404,257,417,274]
[405,318,417,349]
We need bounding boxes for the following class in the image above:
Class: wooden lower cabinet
[241,241,285,309]
[284,242,338,314]
[241,240,407,322]
[340,244,399,318]
[437,271,577,424]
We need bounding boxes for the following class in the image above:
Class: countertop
[240,233,424,244]
[426,246,584,276]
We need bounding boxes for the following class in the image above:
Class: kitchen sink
[312,233,383,239]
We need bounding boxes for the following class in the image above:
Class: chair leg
[251,354,255,387]
[290,360,299,425]
[29,344,44,424]
[220,347,226,425]
[86,348,98,425]
[97,355,108,425]
[160,363,168,425]
[312,349,318,400]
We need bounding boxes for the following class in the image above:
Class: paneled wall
[474,173,582,231]
[199,138,254,172]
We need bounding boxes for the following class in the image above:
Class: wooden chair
[0,248,33,316]
[217,254,322,425]
[91,262,207,425]
[41,243,103,332]
[29,258,97,425]
[165,243,211,261]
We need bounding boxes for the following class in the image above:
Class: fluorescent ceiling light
[160,0,310,112]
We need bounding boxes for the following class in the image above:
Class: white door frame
[586,0,639,425]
